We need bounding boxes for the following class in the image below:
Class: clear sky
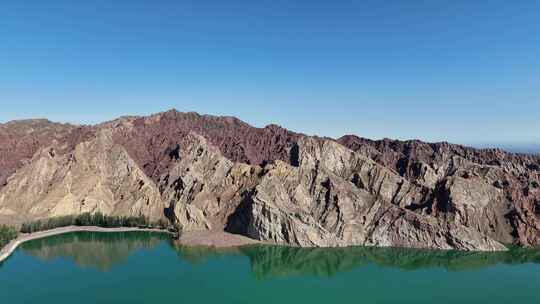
[1,0,539,147]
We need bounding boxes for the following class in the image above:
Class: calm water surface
[1,231,539,303]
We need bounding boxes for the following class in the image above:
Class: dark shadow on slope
[224,191,255,236]
[289,142,300,167]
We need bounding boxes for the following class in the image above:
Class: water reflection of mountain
[16,232,540,278]
[172,244,241,264]
[20,231,168,271]
[174,245,540,279]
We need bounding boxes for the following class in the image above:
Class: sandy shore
[177,230,261,248]
[0,226,170,263]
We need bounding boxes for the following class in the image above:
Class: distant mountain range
[501,145,540,155]
[0,109,538,251]
[467,143,540,155]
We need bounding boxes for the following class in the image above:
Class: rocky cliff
[337,135,540,248]
[0,109,538,251]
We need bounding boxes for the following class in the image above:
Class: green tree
[0,225,18,248]
[18,213,168,234]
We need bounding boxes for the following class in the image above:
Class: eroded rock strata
[0,109,538,251]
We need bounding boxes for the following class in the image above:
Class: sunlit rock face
[0,110,538,251]
[245,137,507,251]
[0,129,167,224]
[337,135,540,248]
[0,119,93,188]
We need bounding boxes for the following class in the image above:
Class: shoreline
[0,225,170,264]
[1,226,518,264]
[177,230,261,248]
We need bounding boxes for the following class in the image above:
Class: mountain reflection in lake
[3,231,539,304]
[176,244,540,279]
[17,231,540,277]
[19,231,169,271]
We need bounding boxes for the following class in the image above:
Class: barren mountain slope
[107,109,300,182]
[338,135,540,246]
[0,110,537,251]
[0,119,93,188]
[0,129,166,225]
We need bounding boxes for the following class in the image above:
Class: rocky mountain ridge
[0,109,538,251]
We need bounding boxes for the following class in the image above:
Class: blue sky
[1,0,539,147]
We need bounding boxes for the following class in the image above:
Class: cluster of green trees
[0,225,18,248]
[20,212,170,234]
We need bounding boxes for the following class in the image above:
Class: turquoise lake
[0,231,539,303]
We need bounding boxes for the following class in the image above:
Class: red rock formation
[109,110,301,182]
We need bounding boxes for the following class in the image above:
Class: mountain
[0,109,538,251]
